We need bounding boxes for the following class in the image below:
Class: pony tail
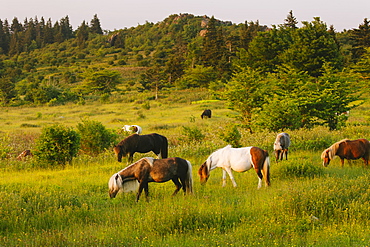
[162,137,169,159]
[263,155,271,186]
[185,160,193,194]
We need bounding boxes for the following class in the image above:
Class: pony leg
[171,178,182,195]
[128,154,134,164]
[143,183,149,202]
[136,182,149,202]
[254,169,264,189]
[136,183,144,202]
[340,159,345,167]
[224,168,237,187]
[222,170,227,187]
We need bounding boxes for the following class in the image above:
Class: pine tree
[350,18,370,61]
[76,21,89,47]
[284,10,298,29]
[201,16,230,78]
[90,14,103,35]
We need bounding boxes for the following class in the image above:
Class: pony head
[113,144,127,162]
[198,161,210,184]
[108,173,123,198]
[321,148,332,167]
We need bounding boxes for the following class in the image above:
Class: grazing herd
[110,123,370,201]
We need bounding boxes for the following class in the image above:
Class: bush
[76,119,117,156]
[181,126,205,143]
[34,124,80,167]
[219,124,242,147]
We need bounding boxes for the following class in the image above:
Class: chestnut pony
[198,145,270,189]
[321,138,370,167]
[109,157,193,202]
[114,133,168,164]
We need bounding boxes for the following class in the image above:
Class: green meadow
[1,90,370,246]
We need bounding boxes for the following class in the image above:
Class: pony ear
[115,174,120,180]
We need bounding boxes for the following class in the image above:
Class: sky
[1,0,370,32]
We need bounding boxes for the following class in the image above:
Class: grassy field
[1,90,370,246]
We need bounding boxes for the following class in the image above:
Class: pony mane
[109,173,123,191]
[322,139,350,160]
[143,157,154,166]
[205,145,232,172]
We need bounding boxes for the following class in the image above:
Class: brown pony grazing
[108,157,193,202]
[198,145,270,189]
[321,138,370,167]
[113,133,168,164]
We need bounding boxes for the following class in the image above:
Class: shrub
[76,119,118,156]
[219,124,242,147]
[34,124,80,167]
[181,126,205,143]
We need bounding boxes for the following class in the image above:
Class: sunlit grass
[1,90,370,246]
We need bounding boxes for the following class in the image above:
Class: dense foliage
[1,12,370,130]
[76,119,118,156]
[34,124,80,167]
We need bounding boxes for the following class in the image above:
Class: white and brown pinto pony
[321,138,370,167]
[109,157,193,202]
[122,125,142,134]
[198,145,270,189]
[273,133,291,161]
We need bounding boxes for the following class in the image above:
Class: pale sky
[1,0,369,32]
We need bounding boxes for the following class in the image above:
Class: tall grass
[1,91,370,246]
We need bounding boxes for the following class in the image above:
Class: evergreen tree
[201,16,230,78]
[0,19,10,54]
[43,18,54,44]
[90,14,103,35]
[284,10,298,29]
[350,18,370,61]
[10,17,23,33]
[240,20,263,50]
[0,20,7,54]
[76,21,89,47]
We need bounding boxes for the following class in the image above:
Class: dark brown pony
[321,138,370,167]
[201,109,212,119]
[114,133,168,164]
[108,157,193,202]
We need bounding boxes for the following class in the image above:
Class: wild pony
[108,157,193,202]
[113,133,168,164]
[122,125,142,134]
[198,145,270,189]
[201,109,212,119]
[273,132,291,161]
[16,149,33,160]
[321,138,370,167]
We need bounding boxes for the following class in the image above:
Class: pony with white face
[273,133,291,161]
[198,145,270,189]
[109,157,193,202]
[122,125,142,134]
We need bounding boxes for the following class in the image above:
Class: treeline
[1,12,370,131]
[0,14,103,55]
